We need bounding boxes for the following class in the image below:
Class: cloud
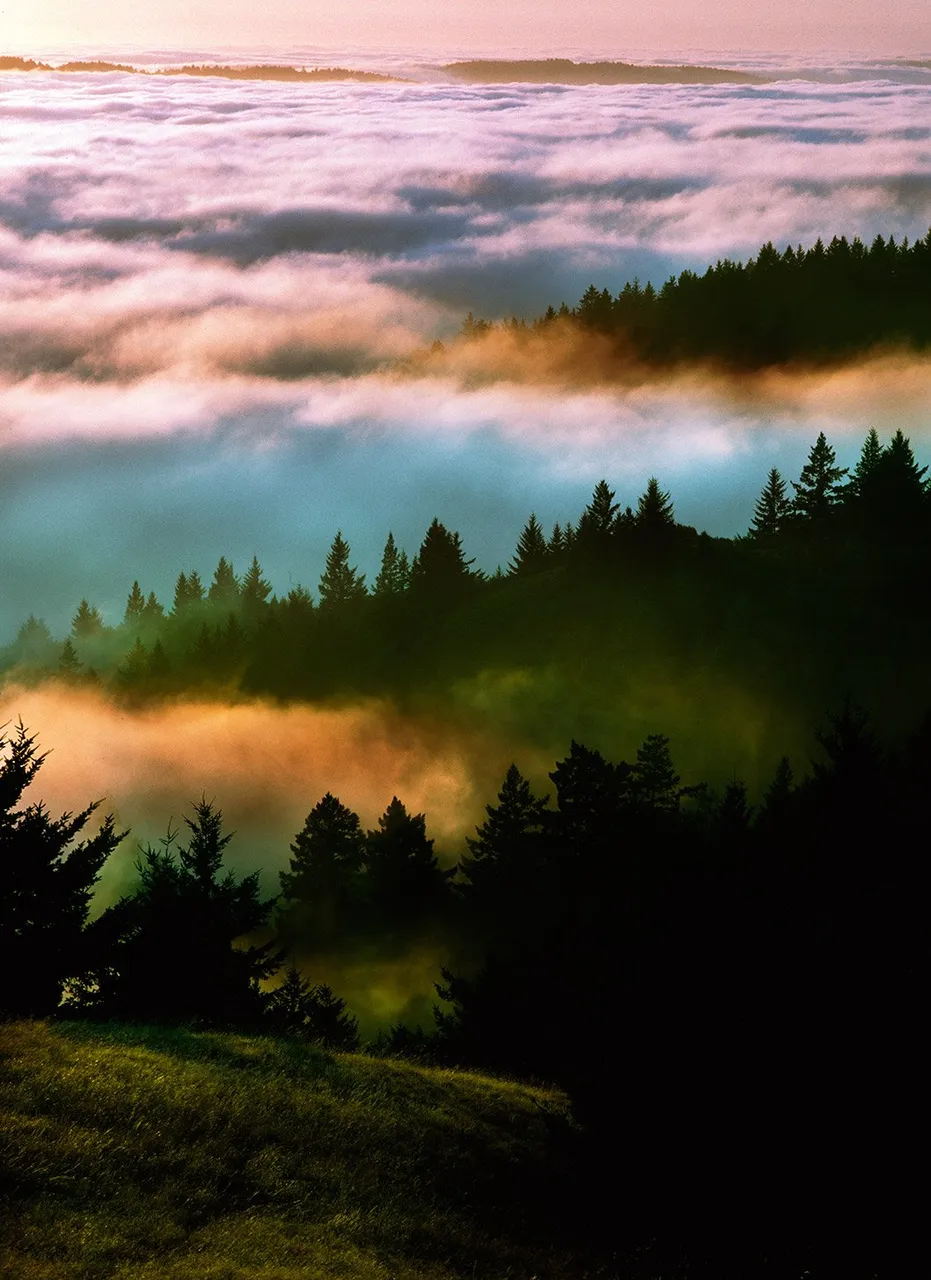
[1,65,930,637]
[0,683,489,907]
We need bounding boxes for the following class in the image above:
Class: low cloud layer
[0,683,490,905]
[1,60,930,635]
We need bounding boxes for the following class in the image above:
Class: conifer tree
[87,799,280,1027]
[264,962,359,1048]
[373,532,410,597]
[240,556,272,618]
[208,556,240,610]
[458,764,549,912]
[147,640,171,681]
[142,592,165,626]
[71,599,104,638]
[842,428,883,504]
[58,638,82,678]
[548,523,565,556]
[318,532,367,611]
[635,477,676,531]
[0,721,124,1017]
[630,734,684,812]
[749,468,792,538]
[410,519,475,595]
[791,432,847,520]
[363,797,452,920]
[279,794,366,942]
[116,638,148,686]
[123,581,146,628]
[509,514,550,575]
[12,616,55,666]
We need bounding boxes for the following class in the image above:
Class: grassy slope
[0,1022,602,1280]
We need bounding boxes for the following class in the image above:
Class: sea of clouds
[1,53,930,636]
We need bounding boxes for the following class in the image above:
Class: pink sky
[1,0,928,55]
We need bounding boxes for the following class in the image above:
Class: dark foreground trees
[81,799,281,1027]
[0,721,124,1018]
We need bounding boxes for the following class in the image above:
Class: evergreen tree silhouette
[0,721,124,1017]
[58,638,82,679]
[410,518,475,597]
[748,467,791,538]
[71,599,104,639]
[278,793,365,943]
[123,581,145,628]
[318,532,367,611]
[630,733,685,812]
[240,556,272,620]
[458,763,549,918]
[574,481,620,561]
[373,532,410,597]
[863,428,929,532]
[264,962,359,1048]
[635,477,676,531]
[791,432,847,520]
[509,513,550,575]
[142,591,165,626]
[116,638,148,687]
[842,428,883,504]
[11,616,55,667]
[87,799,280,1027]
[363,797,452,921]
[207,556,240,610]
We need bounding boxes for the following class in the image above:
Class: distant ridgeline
[462,231,931,368]
[4,431,931,736]
[0,55,398,83]
[443,58,767,84]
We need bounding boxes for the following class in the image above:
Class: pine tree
[630,734,683,812]
[279,794,366,943]
[0,721,125,1017]
[842,428,883,504]
[142,592,165,626]
[791,432,847,520]
[264,963,359,1048]
[71,599,104,639]
[58,638,82,678]
[240,556,272,619]
[116,638,148,686]
[363,797,452,920]
[373,532,410,597]
[147,640,171,681]
[458,764,549,913]
[207,556,240,610]
[87,799,280,1027]
[509,514,550,575]
[635,477,675,531]
[123,581,146,627]
[318,532,367,611]
[12,616,55,667]
[410,519,475,596]
[749,468,792,538]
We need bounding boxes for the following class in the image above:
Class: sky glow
[1,0,929,56]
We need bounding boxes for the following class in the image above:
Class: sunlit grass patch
[0,1022,596,1280]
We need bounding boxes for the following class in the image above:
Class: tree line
[4,427,931,719]
[1,701,922,1275]
[462,228,931,367]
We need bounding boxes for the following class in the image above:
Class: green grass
[0,1022,607,1280]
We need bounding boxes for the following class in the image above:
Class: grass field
[0,1021,613,1280]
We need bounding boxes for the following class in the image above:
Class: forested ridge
[3,423,928,1275]
[460,229,931,368]
[5,426,931,755]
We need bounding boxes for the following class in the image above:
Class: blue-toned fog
[2,52,930,637]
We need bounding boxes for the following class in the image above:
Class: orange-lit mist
[0,683,485,903]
